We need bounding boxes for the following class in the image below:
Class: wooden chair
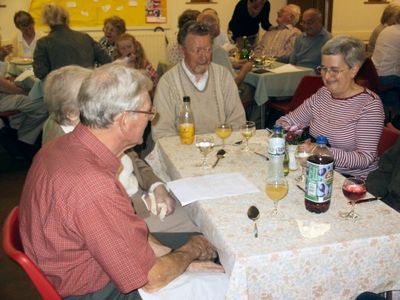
[377,126,400,157]
[2,206,62,300]
[266,75,324,115]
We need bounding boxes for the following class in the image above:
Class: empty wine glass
[265,176,288,216]
[339,177,367,221]
[295,144,311,182]
[240,121,256,152]
[195,135,214,169]
[215,123,232,149]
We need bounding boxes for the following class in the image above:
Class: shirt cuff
[149,181,168,193]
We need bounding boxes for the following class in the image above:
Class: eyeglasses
[186,47,212,55]
[125,106,157,122]
[300,19,317,26]
[316,66,349,77]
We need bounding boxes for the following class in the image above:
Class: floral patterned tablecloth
[146,130,400,300]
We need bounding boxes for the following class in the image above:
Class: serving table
[146,130,400,299]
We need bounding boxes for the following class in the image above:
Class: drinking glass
[339,177,367,220]
[195,135,214,169]
[240,121,256,152]
[215,123,232,149]
[265,177,288,216]
[295,144,311,182]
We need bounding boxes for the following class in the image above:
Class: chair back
[2,207,62,300]
[289,75,324,111]
[377,126,400,157]
[355,57,382,93]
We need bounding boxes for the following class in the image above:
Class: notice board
[29,0,167,29]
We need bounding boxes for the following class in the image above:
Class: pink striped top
[278,86,384,178]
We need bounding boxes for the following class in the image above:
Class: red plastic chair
[2,207,62,300]
[377,126,400,157]
[267,75,324,115]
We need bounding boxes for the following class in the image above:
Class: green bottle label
[305,161,334,203]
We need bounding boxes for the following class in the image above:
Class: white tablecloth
[146,130,400,299]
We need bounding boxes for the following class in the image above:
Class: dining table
[244,63,315,128]
[146,130,400,300]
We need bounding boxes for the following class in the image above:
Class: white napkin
[138,272,228,300]
[296,220,331,238]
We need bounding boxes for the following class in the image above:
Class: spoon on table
[212,149,226,168]
[247,205,260,238]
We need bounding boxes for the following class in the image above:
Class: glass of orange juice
[215,123,232,149]
[265,177,288,216]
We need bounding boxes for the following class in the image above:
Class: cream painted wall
[331,0,399,40]
[0,0,283,43]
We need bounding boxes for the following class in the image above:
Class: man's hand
[154,185,176,216]
[179,235,217,262]
[186,260,225,273]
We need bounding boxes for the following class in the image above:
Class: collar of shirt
[72,123,121,176]
[181,60,209,91]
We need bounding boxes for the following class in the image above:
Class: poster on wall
[145,0,166,23]
[29,0,167,28]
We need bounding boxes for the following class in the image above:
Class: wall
[0,0,397,64]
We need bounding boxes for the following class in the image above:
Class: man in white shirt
[152,21,246,140]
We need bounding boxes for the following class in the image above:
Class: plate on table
[10,57,33,65]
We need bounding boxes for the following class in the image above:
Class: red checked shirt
[19,124,156,297]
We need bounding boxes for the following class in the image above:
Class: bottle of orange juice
[179,96,195,144]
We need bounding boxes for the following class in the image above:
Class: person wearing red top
[19,64,219,299]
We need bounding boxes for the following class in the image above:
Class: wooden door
[287,0,333,32]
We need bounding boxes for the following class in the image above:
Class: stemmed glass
[240,121,256,152]
[295,144,311,182]
[265,177,288,216]
[339,177,367,221]
[215,123,232,149]
[195,135,214,169]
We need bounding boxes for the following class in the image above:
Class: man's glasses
[125,106,157,122]
[316,66,349,77]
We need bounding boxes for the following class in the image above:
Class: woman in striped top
[277,36,384,178]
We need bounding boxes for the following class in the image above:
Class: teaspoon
[212,149,226,168]
[247,205,260,238]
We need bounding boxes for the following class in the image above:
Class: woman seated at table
[276,35,384,179]
[114,33,158,97]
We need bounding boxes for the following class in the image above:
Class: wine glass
[295,144,311,182]
[265,177,288,216]
[215,123,232,149]
[240,121,256,152]
[195,135,214,169]
[340,177,367,220]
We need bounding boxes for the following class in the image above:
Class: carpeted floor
[0,146,40,300]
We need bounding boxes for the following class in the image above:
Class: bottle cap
[272,125,282,133]
[316,135,328,145]
[183,96,190,102]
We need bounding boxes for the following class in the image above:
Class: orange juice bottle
[179,96,195,144]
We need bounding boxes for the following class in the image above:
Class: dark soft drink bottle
[305,136,334,213]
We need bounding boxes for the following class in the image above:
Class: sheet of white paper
[167,173,260,206]
[268,64,304,73]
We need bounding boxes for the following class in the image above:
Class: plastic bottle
[305,136,334,213]
[178,96,195,144]
[283,147,289,176]
[268,125,285,178]
[240,36,250,60]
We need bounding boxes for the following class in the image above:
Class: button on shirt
[19,124,156,297]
